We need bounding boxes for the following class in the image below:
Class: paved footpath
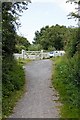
[9,59,61,118]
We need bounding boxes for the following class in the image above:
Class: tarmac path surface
[9,59,61,118]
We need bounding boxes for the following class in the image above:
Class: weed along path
[9,59,61,118]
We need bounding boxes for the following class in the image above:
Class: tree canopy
[15,35,30,53]
[33,24,76,51]
[2,2,30,57]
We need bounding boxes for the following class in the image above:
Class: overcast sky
[17,0,78,43]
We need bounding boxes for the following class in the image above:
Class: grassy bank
[51,55,80,118]
[2,57,31,118]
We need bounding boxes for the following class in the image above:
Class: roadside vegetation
[2,58,25,117]
[2,2,31,118]
[18,58,31,66]
[2,57,31,118]
[51,27,80,118]
[52,54,80,118]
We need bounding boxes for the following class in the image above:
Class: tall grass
[52,54,80,118]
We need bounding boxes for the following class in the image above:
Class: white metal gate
[14,50,49,60]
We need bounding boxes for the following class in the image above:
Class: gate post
[22,49,25,59]
[41,50,43,59]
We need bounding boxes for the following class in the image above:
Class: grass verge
[51,55,80,118]
[17,58,31,66]
[2,87,25,118]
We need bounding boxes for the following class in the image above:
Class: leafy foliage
[52,55,80,118]
[65,27,78,57]
[2,2,30,118]
[28,44,42,51]
[2,57,25,117]
[2,2,16,57]
[33,24,70,51]
[67,0,80,20]
[15,35,30,53]
[2,2,30,57]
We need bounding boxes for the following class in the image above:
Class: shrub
[2,57,25,117]
[52,55,80,118]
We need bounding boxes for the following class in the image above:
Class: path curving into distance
[9,59,61,118]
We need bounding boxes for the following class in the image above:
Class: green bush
[28,44,42,51]
[52,55,80,118]
[2,57,25,117]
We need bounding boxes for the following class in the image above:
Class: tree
[2,2,16,57]
[2,1,30,57]
[33,24,68,51]
[66,0,80,55]
[28,44,42,51]
[2,2,31,117]
[15,35,30,53]
[67,0,80,24]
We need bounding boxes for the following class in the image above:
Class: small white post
[41,50,43,59]
[22,49,25,59]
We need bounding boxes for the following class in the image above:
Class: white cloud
[31,0,77,13]
[56,0,77,13]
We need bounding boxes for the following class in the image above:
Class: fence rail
[13,49,65,60]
